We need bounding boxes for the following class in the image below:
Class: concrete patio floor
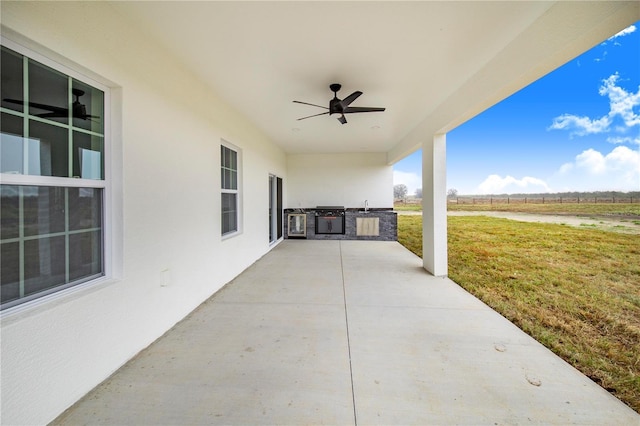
[52,240,639,425]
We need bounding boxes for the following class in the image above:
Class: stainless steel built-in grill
[314,206,345,234]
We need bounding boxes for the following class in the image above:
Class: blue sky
[394,22,640,196]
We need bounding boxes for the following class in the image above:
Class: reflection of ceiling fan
[3,88,99,121]
[294,83,385,124]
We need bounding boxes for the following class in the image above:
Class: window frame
[0,37,114,312]
[220,140,242,239]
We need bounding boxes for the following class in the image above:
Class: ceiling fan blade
[293,100,329,110]
[3,98,67,114]
[28,101,68,115]
[5,97,99,120]
[339,91,362,109]
[343,106,386,114]
[297,111,330,121]
[3,98,23,106]
[35,112,66,118]
[337,115,347,125]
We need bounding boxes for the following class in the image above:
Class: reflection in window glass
[0,242,20,303]
[22,186,66,237]
[221,145,237,190]
[221,193,238,235]
[1,113,24,174]
[221,143,240,236]
[29,120,69,177]
[1,46,23,112]
[1,49,105,181]
[28,59,68,125]
[72,80,104,133]
[0,45,107,310]
[73,132,103,179]
[69,231,102,281]
[0,186,20,240]
[0,185,104,308]
[69,187,102,231]
[24,236,66,296]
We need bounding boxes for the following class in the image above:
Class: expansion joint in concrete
[339,241,358,426]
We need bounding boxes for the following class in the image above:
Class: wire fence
[451,196,639,205]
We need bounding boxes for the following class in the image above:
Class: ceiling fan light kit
[293,83,385,125]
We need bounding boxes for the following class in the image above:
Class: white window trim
[220,139,242,239]
[0,34,122,316]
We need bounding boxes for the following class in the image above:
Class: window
[221,142,240,236]
[1,44,107,310]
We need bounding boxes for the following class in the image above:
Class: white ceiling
[110,1,639,162]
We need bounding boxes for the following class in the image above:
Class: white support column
[422,133,448,276]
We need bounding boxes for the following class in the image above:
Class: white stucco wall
[286,153,393,209]
[0,3,286,425]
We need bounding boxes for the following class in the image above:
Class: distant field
[395,201,640,218]
[397,212,640,413]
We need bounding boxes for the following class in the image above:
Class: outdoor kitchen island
[284,206,397,241]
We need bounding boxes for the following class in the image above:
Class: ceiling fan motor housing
[329,83,342,115]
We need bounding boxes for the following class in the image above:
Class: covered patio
[53,240,639,425]
[3,2,640,423]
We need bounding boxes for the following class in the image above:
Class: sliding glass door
[268,175,282,243]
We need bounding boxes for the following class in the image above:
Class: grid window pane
[69,188,102,231]
[22,186,66,237]
[221,193,237,235]
[0,242,20,304]
[1,113,25,174]
[24,235,66,296]
[0,185,20,240]
[28,59,69,125]
[230,172,237,190]
[223,145,230,168]
[69,230,102,281]
[72,80,104,133]
[1,46,24,113]
[73,131,104,179]
[230,149,237,170]
[28,120,69,177]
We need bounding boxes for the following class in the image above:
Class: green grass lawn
[398,214,640,413]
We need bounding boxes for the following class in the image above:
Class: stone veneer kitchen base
[284,209,397,241]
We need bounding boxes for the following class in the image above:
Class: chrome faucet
[364,199,369,212]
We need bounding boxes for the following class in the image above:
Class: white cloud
[601,74,640,127]
[594,25,636,62]
[608,25,636,41]
[393,170,422,195]
[607,136,640,145]
[551,146,640,191]
[477,175,552,194]
[548,114,611,136]
[558,163,573,174]
[594,50,608,63]
[549,73,640,137]
[575,149,607,174]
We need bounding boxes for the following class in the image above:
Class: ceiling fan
[293,83,385,124]
[3,88,99,121]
